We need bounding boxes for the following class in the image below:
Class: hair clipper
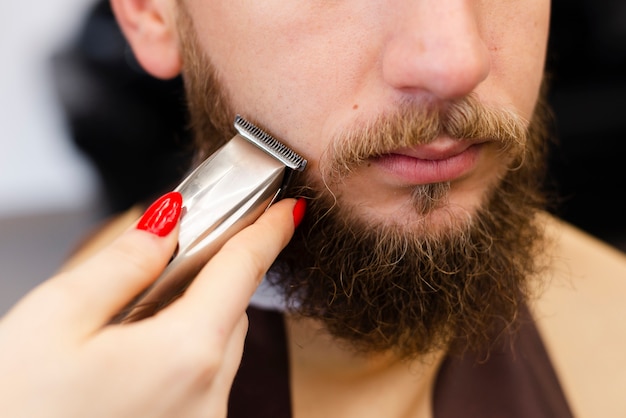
[113,115,306,323]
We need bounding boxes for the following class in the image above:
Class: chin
[334,177,498,239]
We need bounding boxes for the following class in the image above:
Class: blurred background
[1,0,625,315]
[0,0,100,315]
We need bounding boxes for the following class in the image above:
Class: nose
[382,0,491,100]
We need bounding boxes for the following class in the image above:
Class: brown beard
[271,97,550,358]
[176,6,551,358]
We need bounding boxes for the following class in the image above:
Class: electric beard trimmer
[113,115,307,323]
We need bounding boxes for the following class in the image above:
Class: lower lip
[371,144,482,185]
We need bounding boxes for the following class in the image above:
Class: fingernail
[137,191,183,237]
[292,198,307,228]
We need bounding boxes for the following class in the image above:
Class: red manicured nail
[292,198,307,228]
[136,191,183,237]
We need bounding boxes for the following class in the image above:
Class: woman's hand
[0,192,304,418]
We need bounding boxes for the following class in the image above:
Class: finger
[10,192,183,336]
[165,198,300,342]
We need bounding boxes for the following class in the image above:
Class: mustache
[323,95,529,179]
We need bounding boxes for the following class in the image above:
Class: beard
[270,101,550,358]
[176,7,551,359]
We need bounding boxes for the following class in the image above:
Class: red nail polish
[292,198,307,228]
[137,191,183,237]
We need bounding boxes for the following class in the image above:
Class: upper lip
[385,137,488,161]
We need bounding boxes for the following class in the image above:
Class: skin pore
[175,0,552,358]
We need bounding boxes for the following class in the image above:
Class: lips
[371,138,485,185]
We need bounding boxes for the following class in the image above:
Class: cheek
[186,1,380,148]
[479,0,550,118]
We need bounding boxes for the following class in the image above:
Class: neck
[285,314,444,418]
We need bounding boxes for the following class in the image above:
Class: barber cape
[228,278,574,417]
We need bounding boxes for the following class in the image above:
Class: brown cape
[228,306,573,418]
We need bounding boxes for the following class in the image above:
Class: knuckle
[220,240,267,283]
[107,236,163,277]
[178,348,222,387]
[31,276,80,312]
[164,326,223,386]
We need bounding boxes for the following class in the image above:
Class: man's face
[174,0,552,357]
[179,0,550,231]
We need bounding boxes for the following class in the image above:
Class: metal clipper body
[115,116,306,322]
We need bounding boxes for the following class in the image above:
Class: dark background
[546,0,626,248]
[53,0,626,249]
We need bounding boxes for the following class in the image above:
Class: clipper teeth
[234,115,307,171]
